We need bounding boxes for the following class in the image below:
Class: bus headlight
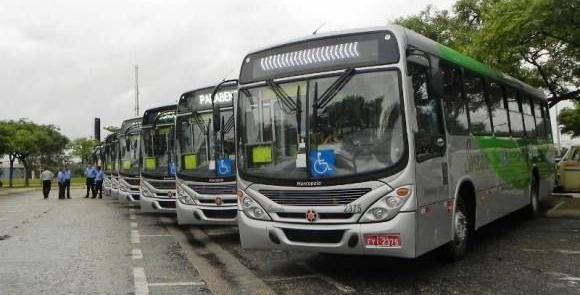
[359,185,412,223]
[177,187,195,205]
[238,192,271,221]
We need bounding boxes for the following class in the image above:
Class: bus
[103,132,120,198]
[234,25,555,260]
[140,105,178,213]
[118,117,142,205]
[91,144,104,168]
[175,83,238,225]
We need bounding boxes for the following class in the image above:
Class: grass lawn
[0,177,85,188]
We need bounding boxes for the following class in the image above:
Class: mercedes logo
[215,197,223,206]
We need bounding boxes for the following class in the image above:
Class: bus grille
[148,181,175,190]
[259,188,371,206]
[202,209,237,219]
[189,184,237,195]
[123,178,140,186]
[277,212,353,220]
[282,229,344,244]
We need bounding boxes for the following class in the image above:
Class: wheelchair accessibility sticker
[309,150,336,177]
[216,159,234,177]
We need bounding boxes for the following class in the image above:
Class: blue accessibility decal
[308,150,335,178]
[216,159,234,177]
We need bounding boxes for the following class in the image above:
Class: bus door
[407,53,451,254]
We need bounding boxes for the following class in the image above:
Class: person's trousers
[94,180,103,198]
[58,182,65,199]
[85,178,95,197]
[42,180,51,199]
[64,179,71,198]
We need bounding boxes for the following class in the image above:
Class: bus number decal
[344,204,362,214]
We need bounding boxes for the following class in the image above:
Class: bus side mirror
[213,109,221,132]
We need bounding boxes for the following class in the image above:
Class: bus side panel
[468,136,501,227]
[416,199,453,256]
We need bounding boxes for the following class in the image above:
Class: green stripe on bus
[438,45,498,79]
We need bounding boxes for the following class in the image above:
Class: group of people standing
[39,164,104,199]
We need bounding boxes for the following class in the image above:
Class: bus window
[533,99,546,139]
[505,86,525,137]
[487,81,510,136]
[464,71,492,135]
[409,61,444,161]
[543,102,553,140]
[521,95,536,137]
[440,62,469,135]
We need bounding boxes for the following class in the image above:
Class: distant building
[0,156,25,180]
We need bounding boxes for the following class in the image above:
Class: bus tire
[527,177,540,218]
[443,197,469,262]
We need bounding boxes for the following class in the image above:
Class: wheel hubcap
[454,210,467,243]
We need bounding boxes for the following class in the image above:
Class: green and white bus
[140,105,178,213]
[103,132,120,198]
[235,25,555,259]
[175,84,238,225]
[117,117,142,205]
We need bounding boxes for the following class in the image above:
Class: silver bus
[235,25,555,260]
[118,117,142,205]
[140,105,178,213]
[175,84,238,225]
[103,132,120,198]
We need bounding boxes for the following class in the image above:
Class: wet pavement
[1,189,579,295]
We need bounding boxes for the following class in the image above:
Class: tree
[394,0,579,101]
[0,120,68,187]
[70,137,100,165]
[558,103,580,137]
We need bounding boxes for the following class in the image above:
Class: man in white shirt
[40,168,54,199]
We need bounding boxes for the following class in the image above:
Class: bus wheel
[443,197,469,262]
[527,177,540,218]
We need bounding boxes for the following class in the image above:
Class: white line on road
[556,249,580,255]
[131,230,140,244]
[133,267,149,295]
[264,274,319,282]
[139,234,173,237]
[148,282,205,287]
[132,249,143,260]
[129,214,136,220]
[522,248,580,255]
[129,208,135,212]
[130,222,138,228]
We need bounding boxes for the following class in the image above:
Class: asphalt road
[1,189,579,295]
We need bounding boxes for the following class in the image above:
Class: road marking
[139,234,172,237]
[546,200,566,216]
[133,267,149,295]
[129,214,136,220]
[130,222,138,228]
[161,217,277,295]
[264,274,319,282]
[522,248,545,253]
[148,282,205,287]
[522,248,580,255]
[131,230,140,244]
[132,249,143,259]
[129,208,135,213]
[299,263,355,293]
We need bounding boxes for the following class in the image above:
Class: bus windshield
[176,108,235,179]
[142,124,175,177]
[119,132,141,176]
[237,69,406,182]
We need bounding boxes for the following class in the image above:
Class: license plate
[364,234,401,248]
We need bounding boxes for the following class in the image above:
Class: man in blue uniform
[57,167,66,200]
[63,165,72,199]
[93,166,105,199]
[84,164,97,198]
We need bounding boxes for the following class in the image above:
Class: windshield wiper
[266,79,297,114]
[313,68,355,109]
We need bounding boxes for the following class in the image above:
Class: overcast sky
[2,0,575,146]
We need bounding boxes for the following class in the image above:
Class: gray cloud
[0,0,455,139]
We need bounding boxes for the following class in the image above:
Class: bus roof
[242,24,545,99]
[142,104,177,126]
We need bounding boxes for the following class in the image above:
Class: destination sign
[239,31,399,83]
[180,85,237,112]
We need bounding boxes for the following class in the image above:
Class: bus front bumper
[238,211,417,258]
[140,195,176,213]
[176,201,237,225]
[118,190,141,206]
